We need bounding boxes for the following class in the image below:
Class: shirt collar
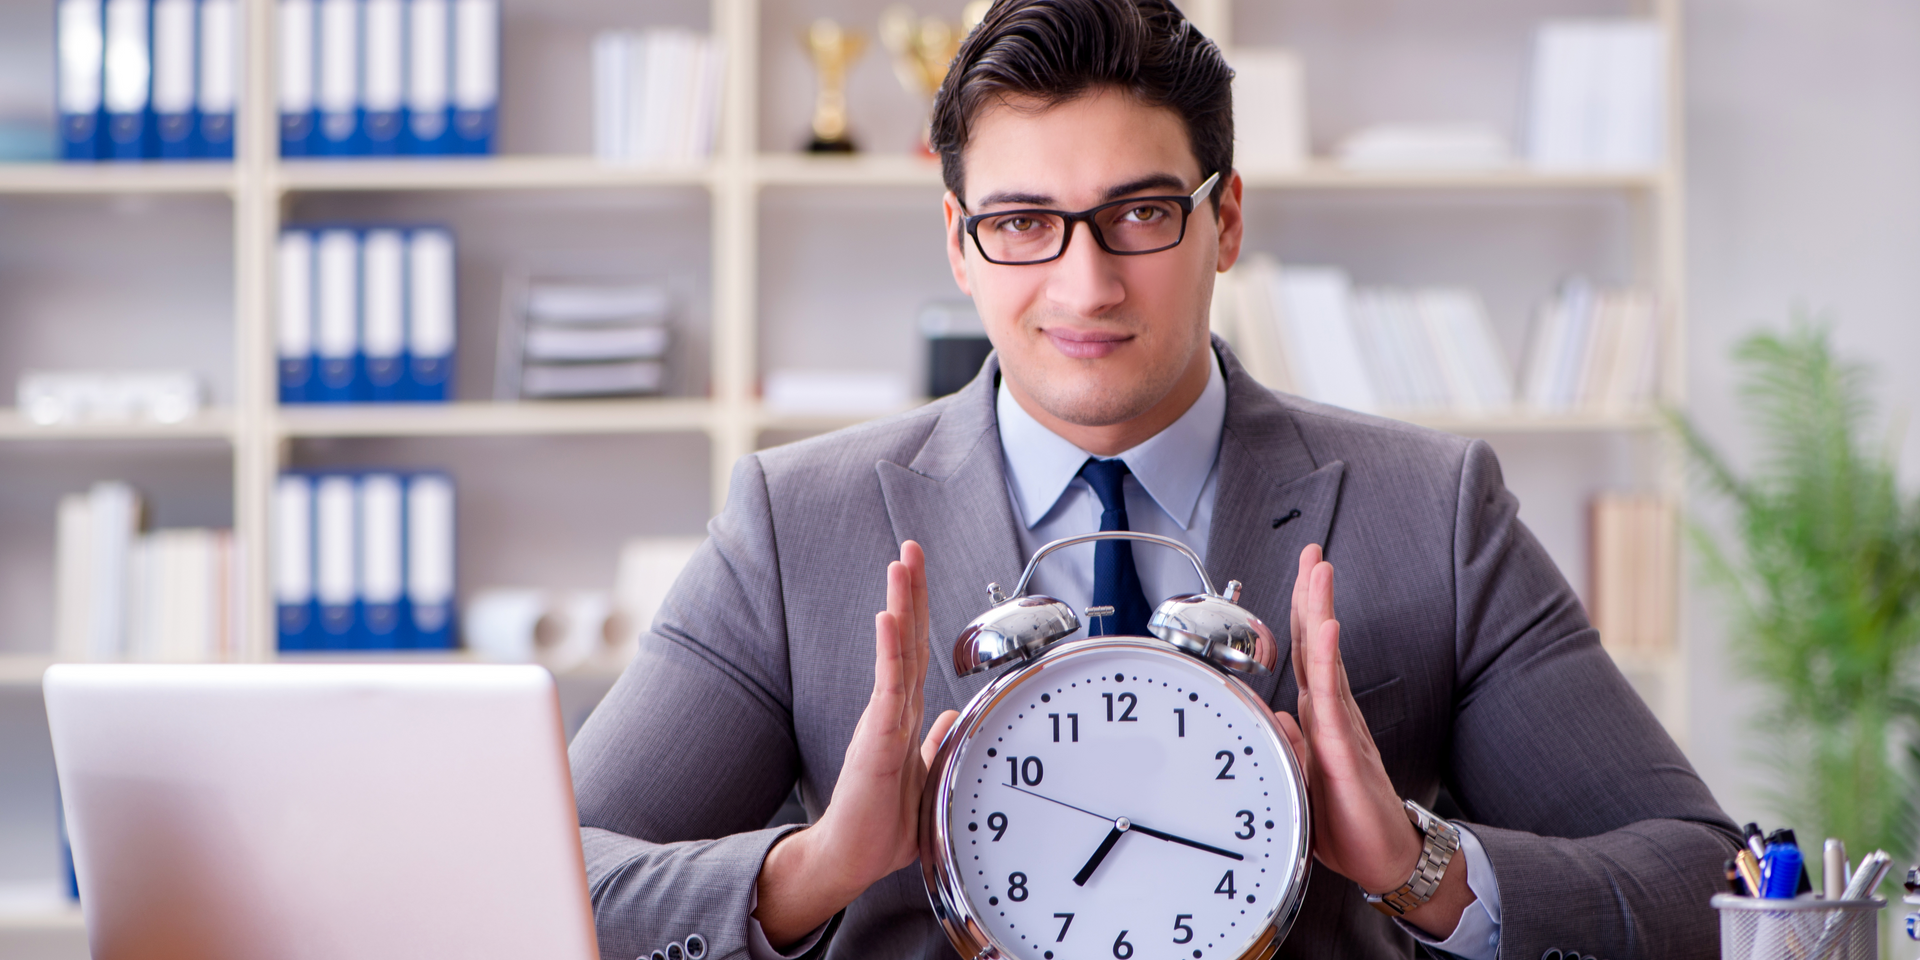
[996,352,1226,531]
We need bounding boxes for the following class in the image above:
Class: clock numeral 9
[1111,929,1134,959]
[1102,692,1138,722]
[987,811,1008,841]
[1006,755,1044,786]
[1214,749,1236,780]
[1234,809,1255,840]
[1007,872,1029,902]
[1172,914,1194,944]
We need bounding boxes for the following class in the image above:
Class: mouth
[1043,327,1132,361]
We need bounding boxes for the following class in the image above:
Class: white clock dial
[934,639,1308,960]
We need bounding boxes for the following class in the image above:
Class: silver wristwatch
[1363,799,1460,917]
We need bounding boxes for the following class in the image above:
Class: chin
[1024,375,1164,428]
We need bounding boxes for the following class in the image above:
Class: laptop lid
[43,663,598,960]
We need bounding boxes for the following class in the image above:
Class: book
[1590,493,1676,655]
[152,0,198,159]
[362,0,405,153]
[315,0,362,155]
[313,473,360,649]
[1225,49,1307,172]
[277,230,316,403]
[592,29,726,163]
[195,0,238,157]
[274,473,317,651]
[57,0,106,161]
[279,0,317,155]
[450,0,498,153]
[102,0,153,160]
[361,228,408,400]
[406,227,457,400]
[1527,20,1667,170]
[358,473,407,648]
[1518,279,1661,414]
[406,472,456,648]
[313,228,361,401]
[404,0,453,152]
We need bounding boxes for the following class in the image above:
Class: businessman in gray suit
[569,1,1740,958]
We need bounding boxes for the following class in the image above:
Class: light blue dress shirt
[994,355,1504,960]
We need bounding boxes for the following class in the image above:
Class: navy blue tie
[1078,458,1153,637]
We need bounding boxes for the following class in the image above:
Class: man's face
[944,87,1243,429]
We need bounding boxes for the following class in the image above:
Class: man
[570,1,1740,957]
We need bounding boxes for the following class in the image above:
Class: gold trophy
[803,19,867,153]
[879,2,990,153]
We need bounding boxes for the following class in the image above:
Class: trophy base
[806,137,858,153]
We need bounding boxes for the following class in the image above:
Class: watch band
[1362,799,1460,917]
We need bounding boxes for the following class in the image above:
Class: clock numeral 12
[1006,755,1044,786]
[1102,692,1139,722]
[1048,713,1078,742]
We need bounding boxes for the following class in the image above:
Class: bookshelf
[0,0,1687,948]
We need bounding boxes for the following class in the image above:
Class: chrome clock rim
[919,636,1312,960]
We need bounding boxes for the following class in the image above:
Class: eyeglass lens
[974,197,1188,264]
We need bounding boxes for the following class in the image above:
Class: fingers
[920,710,960,767]
[1270,705,1311,789]
[871,609,904,721]
[1290,545,1320,695]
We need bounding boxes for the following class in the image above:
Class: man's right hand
[753,540,960,949]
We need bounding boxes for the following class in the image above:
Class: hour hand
[1072,819,1130,886]
[1127,822,1244,861]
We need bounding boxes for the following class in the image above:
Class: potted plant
[1670,321,1920,882]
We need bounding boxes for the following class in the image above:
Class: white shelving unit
[0,0,1685,950]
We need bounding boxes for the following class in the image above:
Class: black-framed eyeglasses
[959,171,1222,266]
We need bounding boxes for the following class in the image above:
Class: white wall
[1681,0,1920,828]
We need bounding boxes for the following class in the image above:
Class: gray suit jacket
[570,339,1739,960]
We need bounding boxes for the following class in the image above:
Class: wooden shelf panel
[755,153,947,188]
[1393,410,1665,433]
[1237,164,1668,191]
[275,399,717,437]
[0,655,53,686]
[0,162,236,196]
[0,906,84,931]
[276,156,713,192]
[0,408,235,441]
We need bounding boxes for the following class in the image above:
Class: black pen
[1743,822,1767,861]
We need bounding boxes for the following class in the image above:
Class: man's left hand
[1267,543,1477,938]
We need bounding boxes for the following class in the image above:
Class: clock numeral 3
[1214,869,1236,898]
[1111,929,1134,959]
[1172,914,1194,944]
[1053,913,1074,942]
[1048,713,1079,742]
[1006,755,1044,786]
[1007,872,1029,902]
[1214,749,1236,780]
[1234,809,1256,839]
[1102,692,1138,722]
[987,811,1008,841]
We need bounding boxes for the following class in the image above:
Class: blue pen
[1760,829,1804,899]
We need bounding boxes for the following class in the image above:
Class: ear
[943,191,973,297]
[1213,171,1246,274]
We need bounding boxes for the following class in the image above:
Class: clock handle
[1008,531,1217,600]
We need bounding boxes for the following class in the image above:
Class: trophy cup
[879,3,990,153]
[803,19,867,153]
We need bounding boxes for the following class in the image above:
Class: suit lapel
[877,357,1027,714]
[1205,340,1348,709]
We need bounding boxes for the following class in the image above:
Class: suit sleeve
[1445,439,1741,960]
[569,454,813,960]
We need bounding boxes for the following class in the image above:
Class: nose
[1043,220,1127,318]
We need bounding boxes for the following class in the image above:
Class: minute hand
[1127,822,1244,861]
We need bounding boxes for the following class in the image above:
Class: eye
[1119,204,1169,223]
[992,215,1043,234]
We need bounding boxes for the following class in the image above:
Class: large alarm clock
[920,532,1312,960]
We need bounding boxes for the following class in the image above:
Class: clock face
[929,638,1309,960]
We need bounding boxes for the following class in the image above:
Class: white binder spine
[361,228,407,397]
[316,0,361,151]
[361,0,404,150]
[404,0,450,149]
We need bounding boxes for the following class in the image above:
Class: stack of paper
[1517,280,1661,414]
[1214,255,1515,417]
[509,281,673,399]
[1589,493,1675,656]
[1525,20,1667,170]
[593,29,725,164]
[1336,124,1512,170]
[54,482,240,663]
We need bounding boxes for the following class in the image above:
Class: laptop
[43,663,600,960]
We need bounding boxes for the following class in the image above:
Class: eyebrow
[973,173,1192,210]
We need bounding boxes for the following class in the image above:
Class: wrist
[757,827,864,948]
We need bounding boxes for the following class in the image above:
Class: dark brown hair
[929,0,1233,209]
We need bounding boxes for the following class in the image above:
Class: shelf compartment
[1392,410,1665,434]
[0,408,235,441]
[274,399,717,437]
[0,163,236,196]
[276,156,714,193]
[755,153,946,188]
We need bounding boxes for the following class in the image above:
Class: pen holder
[1713,893,1885,960]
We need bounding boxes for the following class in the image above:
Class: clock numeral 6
[1172,914,1195,944]
[1234,809,1256,840]
[1007,872,1029,902]
[1006,755,1044,786]
[987,811,1008,841]
[1111,929,1134,959]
